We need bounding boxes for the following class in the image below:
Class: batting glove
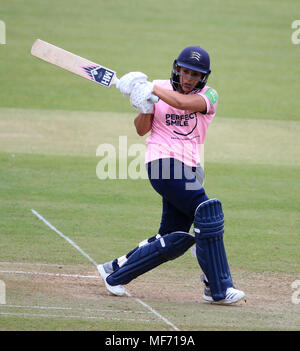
[116,72,148,98]
[130,81,155,114]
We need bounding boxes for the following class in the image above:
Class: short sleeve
[198,87,218,120]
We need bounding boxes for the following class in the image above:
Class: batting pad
[194,199,233,301]
[106,232,195,286]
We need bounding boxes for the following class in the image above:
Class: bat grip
[149,94,159,103]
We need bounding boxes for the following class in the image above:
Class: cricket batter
[98,46,245,304]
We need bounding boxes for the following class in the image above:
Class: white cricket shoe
[97,263,126,296]
[203,287,245,305]
[201,274,245,304]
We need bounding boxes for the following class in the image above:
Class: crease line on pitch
[30,208,180,331]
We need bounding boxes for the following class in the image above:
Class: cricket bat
[31,39,119,87]
[30,39,159,102]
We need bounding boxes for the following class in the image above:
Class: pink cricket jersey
[145,80,218,167]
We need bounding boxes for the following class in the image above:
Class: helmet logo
[190,51,201,61]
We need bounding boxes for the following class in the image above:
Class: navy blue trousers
[111,158,209,271]
[147,158,208,235]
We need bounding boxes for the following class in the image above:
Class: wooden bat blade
[31,39,117,87]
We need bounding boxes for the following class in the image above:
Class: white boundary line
[31,209,180,331]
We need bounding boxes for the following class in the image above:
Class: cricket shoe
[200,273,245,305]
[97,262,126,296]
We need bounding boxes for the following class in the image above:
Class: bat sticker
[82,66,114,86]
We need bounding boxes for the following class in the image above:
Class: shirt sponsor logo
[165,112,198,136]
[204,88,218,105]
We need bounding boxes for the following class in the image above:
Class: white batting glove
[116,72,148,97]
[130,81,155,114]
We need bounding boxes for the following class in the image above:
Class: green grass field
[0,0,300,332]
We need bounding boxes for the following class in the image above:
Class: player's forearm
[153,84,206,112]
[134,113,153,136]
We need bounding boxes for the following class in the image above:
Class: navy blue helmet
[171,46,211,92]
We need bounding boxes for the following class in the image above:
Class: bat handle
[149,94,159,103]
[113,76,159,103]
[113,77,120,87]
